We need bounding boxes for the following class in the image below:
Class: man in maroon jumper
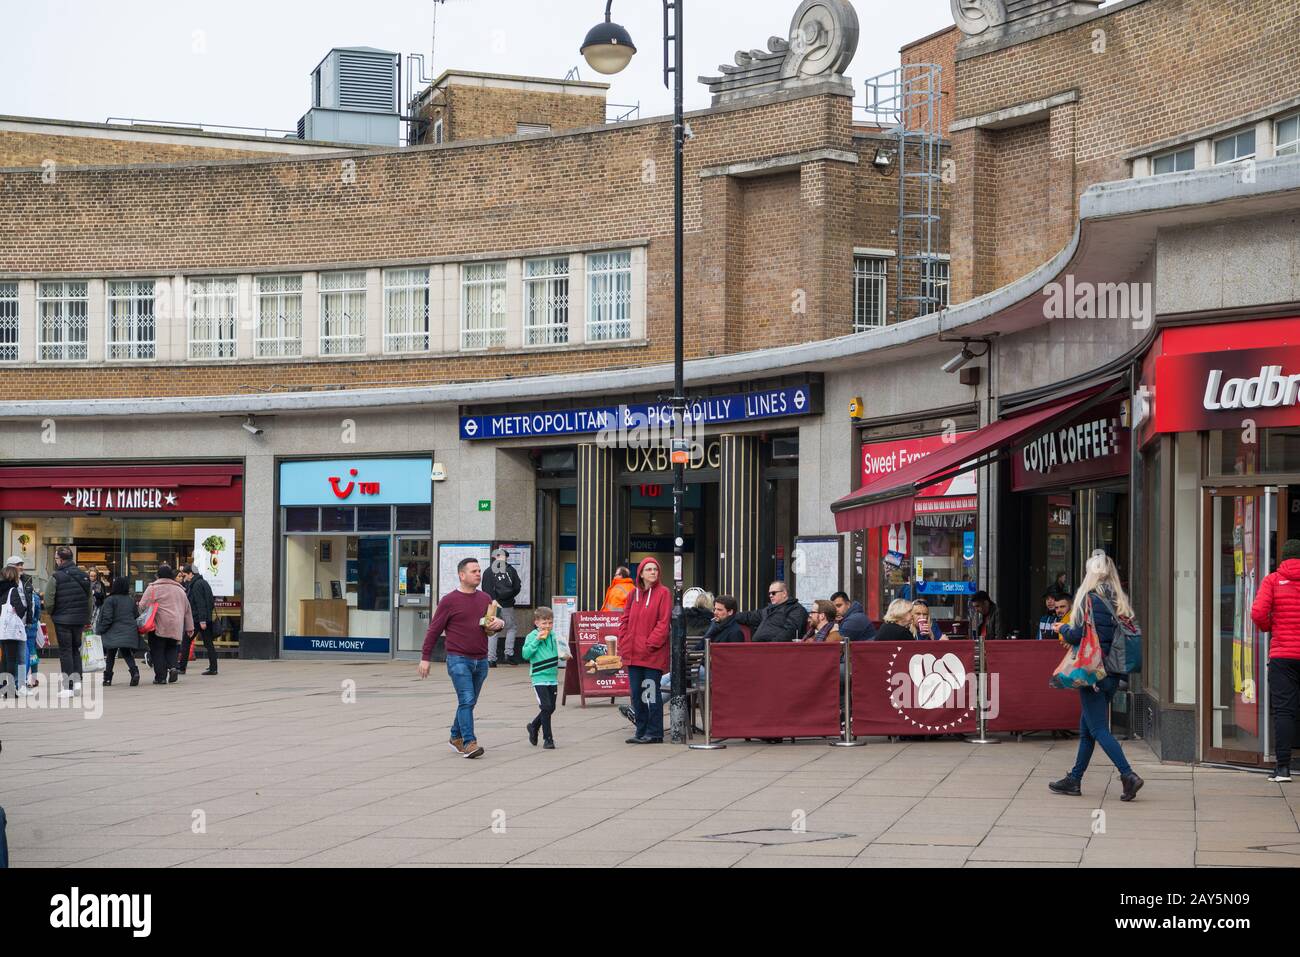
[419,557,504,758]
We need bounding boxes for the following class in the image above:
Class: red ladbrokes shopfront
[0,463,245,650]
[1139,316,1300,765]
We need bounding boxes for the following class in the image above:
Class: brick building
[2,0,1298,768]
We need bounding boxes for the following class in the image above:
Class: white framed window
[921,258,950,311]
[0,282,18,361]
[461,261,507,350]
[517,122,551,135]
[319,270,367,356]
[524,257,570,346]
[1152,146,1195,174]
[37,280,89,362]
[383,268,430,353]
[586,251,632,342]
[187,277,239,359]
[1214,128,1256,165]
[1276,112,1300,157]
[433,119,444,144]
[853,256,888,330]
[255,274,303,358]
[106,279,156,360]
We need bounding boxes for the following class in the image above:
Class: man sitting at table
[831,591,877,642]
[799,600,841,642]
[702,595,744,644]
[1037,590,1063,640]
[970,591,1003,640]
[735,581,808,643]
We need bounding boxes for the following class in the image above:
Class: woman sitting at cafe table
[874,599,917,643]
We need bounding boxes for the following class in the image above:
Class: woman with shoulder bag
[1049,553,1143,801]
[97,577,143,687]
[138,565,194,685]
[0,559,31,699]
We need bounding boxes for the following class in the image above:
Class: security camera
[242,417,264,436]
[942,347,975,375]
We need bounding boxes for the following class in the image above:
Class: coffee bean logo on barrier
[887,648,975,732]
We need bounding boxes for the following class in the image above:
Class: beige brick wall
[950,0,1300,302]
[0,130,282,168]
[0,90,905,400]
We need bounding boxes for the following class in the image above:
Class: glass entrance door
[1204,486,1285,765]
[395,536,432,656]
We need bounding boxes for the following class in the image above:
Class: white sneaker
[72,682,82,692]
[17,686,32,697]
[58,689,75,699]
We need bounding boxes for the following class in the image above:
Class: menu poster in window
[494,542,533,607]
[437,542,494,602]
[193,528,236,597]
[793,536,842,610]
[10,526,36,567]
[551,595,577,659]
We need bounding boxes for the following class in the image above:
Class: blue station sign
[460,385,816,441]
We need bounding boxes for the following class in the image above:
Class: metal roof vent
[311,47,398,114]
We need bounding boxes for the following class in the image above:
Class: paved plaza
[2,660,1299,868]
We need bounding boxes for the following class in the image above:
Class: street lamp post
[583,0,689,744]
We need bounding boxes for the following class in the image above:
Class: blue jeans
[1070,674,1133,779]
[628,665,664,740]
[447,654,490,745]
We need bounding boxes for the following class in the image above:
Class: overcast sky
[2,0,960,133]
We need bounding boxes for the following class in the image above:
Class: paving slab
[3,660,1297,868]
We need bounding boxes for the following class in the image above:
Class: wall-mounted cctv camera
[242,417,264,436]
[942,347,975,374]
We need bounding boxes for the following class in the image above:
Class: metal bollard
[965,627,999,745]
[831,639,865,747]
[688,639,725,751]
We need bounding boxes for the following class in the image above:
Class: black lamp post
[582,0,688,745]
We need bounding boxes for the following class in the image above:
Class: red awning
[832,388,1106,533]
[0,464,243,490]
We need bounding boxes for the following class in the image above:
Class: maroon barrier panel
[709,642,842,739]
[985,640,1082,733]
[850,641,979,736]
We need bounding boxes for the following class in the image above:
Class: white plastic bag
[81,632,106,674]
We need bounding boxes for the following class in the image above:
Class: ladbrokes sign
[1156,345,1300,433]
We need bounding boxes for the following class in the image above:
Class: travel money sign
[459,385,816,441]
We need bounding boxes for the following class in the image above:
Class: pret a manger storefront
[1140,316,1300,766]
[0,463,245,652]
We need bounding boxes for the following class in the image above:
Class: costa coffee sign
[0,465,243,513]
[1012,402,1129,492]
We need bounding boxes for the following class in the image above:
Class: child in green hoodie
[522,608,564,749]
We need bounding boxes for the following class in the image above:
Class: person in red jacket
[1252,538,1300,783]
[617,556,671,744]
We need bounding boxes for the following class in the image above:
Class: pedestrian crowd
[0,545,222,699]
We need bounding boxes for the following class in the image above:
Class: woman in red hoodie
[1252,538,1300,782]
[617,557,672,743]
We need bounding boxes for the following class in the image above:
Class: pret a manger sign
[1155,345,1300,433]
[64,488,177,510]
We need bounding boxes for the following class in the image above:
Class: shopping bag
[136,602,158,636]
[36,622,49,650]
[1049,602,1105,690]
[0,603,25,645]
[81,632,106,674]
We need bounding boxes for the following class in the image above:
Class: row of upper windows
[1142,111,1299,176]
[0,251,636,363]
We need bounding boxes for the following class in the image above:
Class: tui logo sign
[328,468,381,500]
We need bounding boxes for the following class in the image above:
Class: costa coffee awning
[0,464,244,513]
[831,388,1108,533]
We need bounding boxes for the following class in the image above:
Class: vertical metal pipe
[668,0,688,744]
